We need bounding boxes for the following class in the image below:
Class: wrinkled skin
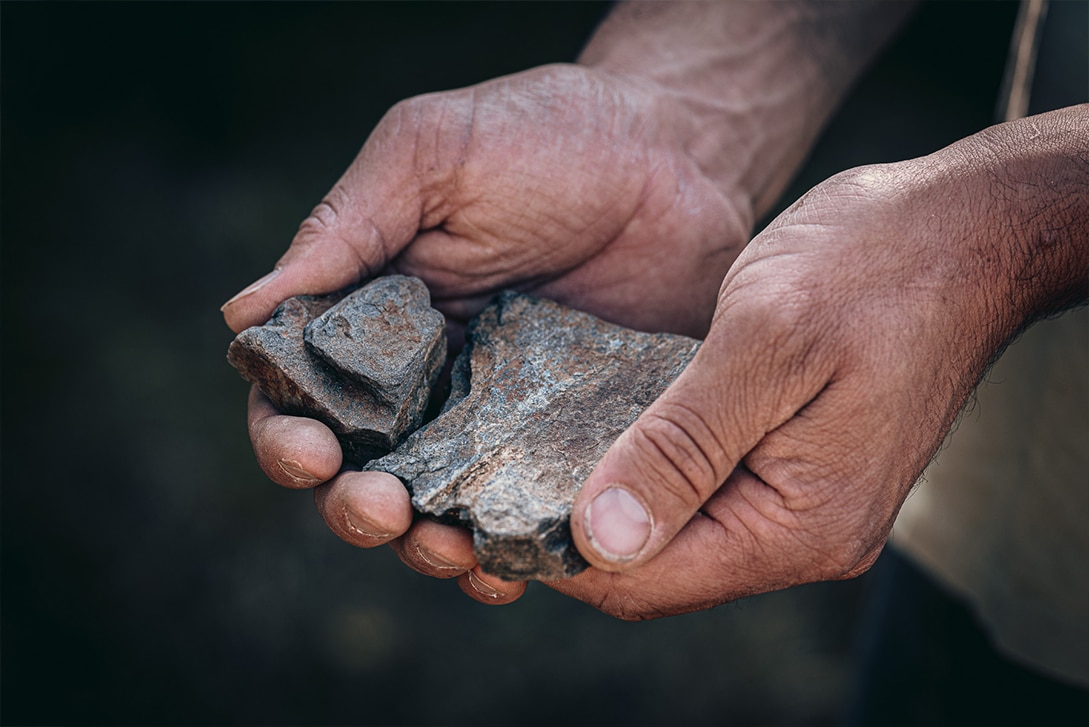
[560,109,1087,618]
[225,55,1087,617]
[224,64,749,341]
[561,163,1005,617]
[224,63,751,604]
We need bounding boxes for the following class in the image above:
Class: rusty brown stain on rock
[369,293,699,581]
[228,283,698,581]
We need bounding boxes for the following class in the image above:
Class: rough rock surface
[369,292,700,581]
[227,276,446,465]
[307,278,446,424]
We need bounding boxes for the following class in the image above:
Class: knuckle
[296,183,352,239]
[780,163,897,221]
[369,93,467,223]
[298,199,337,237]
[292,195,346,255]
[716,272,817,364]
[820,163,898,200]
[384,93,458,171]
[714,277,837,415]
[635,415,699,480]
[372,96,427,150]
[631,402,728,507]
[385,95,428,129]
[290,185,381,278]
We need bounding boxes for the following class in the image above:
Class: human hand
[223,63,749,340]
[224,0,927,604]
[225,62,751,599]
[553,107,1088,618]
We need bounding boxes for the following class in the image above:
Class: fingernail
[467,570,502,600]
[276,458,322,486]
[413,544,462,572]
[221,268,280,310]
[344,510,391,539]
[585,486,652,562]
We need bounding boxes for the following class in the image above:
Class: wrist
[885,105,1088,352]
[579,1,916,221]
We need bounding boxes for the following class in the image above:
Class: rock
[228,281,699,581]
[306,276,447,430]
[369,292,700,581]
[227,276,446,465]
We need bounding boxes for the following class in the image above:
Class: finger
[391,518,476,579]
[314,470,413,547]
[221,97,450,333]
[457,567,528,605]
[550,470,769,619]
[555,467,876,620]
[247,386,342,488]
[570,292,836,572]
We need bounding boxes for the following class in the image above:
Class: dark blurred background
[2,2,1080,725]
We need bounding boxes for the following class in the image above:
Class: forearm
[579,0,918,224]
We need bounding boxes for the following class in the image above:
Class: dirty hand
[223,0,920,602]
[223,64,749,340]
[223,62,750,600]
[556,107,1088,618]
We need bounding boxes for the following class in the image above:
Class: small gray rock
[306,275,446,428]
[227,276,446,465]
[370,292,700,581]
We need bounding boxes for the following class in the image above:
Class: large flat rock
[370,293,700,581]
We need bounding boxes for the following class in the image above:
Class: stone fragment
[369,292,700,581]
[306,276,446,430]
[227,276,445,465]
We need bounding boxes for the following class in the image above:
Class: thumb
[221,104,431,334]
[570,301,832,572]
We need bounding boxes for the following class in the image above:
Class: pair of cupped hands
[221,64,1056,619]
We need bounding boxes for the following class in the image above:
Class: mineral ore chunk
[227,276,446,465]
[369,293,700,580]
[228,281,700,580]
